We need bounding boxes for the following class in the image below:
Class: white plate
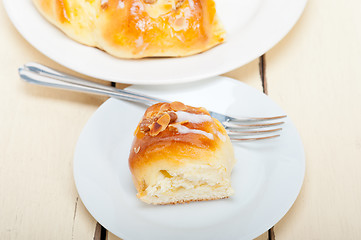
[73,76,305,240]
[4,0,307,85]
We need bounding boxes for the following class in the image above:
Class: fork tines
[225,115,287,123]
[225,115,286,141]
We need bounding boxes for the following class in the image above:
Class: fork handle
[18,62,166,106]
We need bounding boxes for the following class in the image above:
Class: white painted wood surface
[2,0,361,239]
[265,0,361,239]
[0,3,106,239]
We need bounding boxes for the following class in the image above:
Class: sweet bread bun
[129,102,236,205]
[32,0,225,58]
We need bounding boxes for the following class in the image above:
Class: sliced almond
[157,113,171,126]
[134,124,141,135]
[169,120,189,128]
[188,107,209,115]
[159,103,171,112]
[149,122,163,136]
[149,113,171,136]
[139,118,153,132]
[168,124,176,130]
[170,101,187,111]
[168,111,177,123]
[198,107,208,114]
[145,110,154,118]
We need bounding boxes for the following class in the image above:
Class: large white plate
[4,0,307,85]
[73,76,305,240]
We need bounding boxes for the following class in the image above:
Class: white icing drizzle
[101,0,108,5]
[175,111,212,124]
[118,0,124,8]
[173,124,214,140]
[216,131,227,142]
[188,0,195,9]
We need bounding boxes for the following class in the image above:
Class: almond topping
[149,122,163,136]
[188,107,209,115]
[170,101,187,111]
[168,111,177,123]
[149,113,171,136]
[169,120,189,128]
[198,107,208,114]
[139,118,153,132]
[159,103,171,112]
[145,109,155,118]
[157,113,171,126]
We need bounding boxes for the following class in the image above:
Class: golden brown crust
[129,102,222,168]
[128,102,230,198]
[32,0,98,46]
[32,0,225,58]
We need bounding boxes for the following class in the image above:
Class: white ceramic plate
[73,76,305,240]
[4,0,307,85]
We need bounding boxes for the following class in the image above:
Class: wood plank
[0,4,108,239]
[224,59,265,92]
[265,0,361,239]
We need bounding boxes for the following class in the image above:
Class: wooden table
[1,0,361,239]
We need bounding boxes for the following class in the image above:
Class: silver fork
[18,62,286,141]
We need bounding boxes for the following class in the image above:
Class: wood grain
[266,0,361,239]
[1,0,330,238]
[0,3,108,239]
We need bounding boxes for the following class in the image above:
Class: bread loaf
[33,0,225,58]
[129,102,235,204]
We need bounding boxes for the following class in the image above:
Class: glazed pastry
[129,102,236,205]
[32,0,226,58]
